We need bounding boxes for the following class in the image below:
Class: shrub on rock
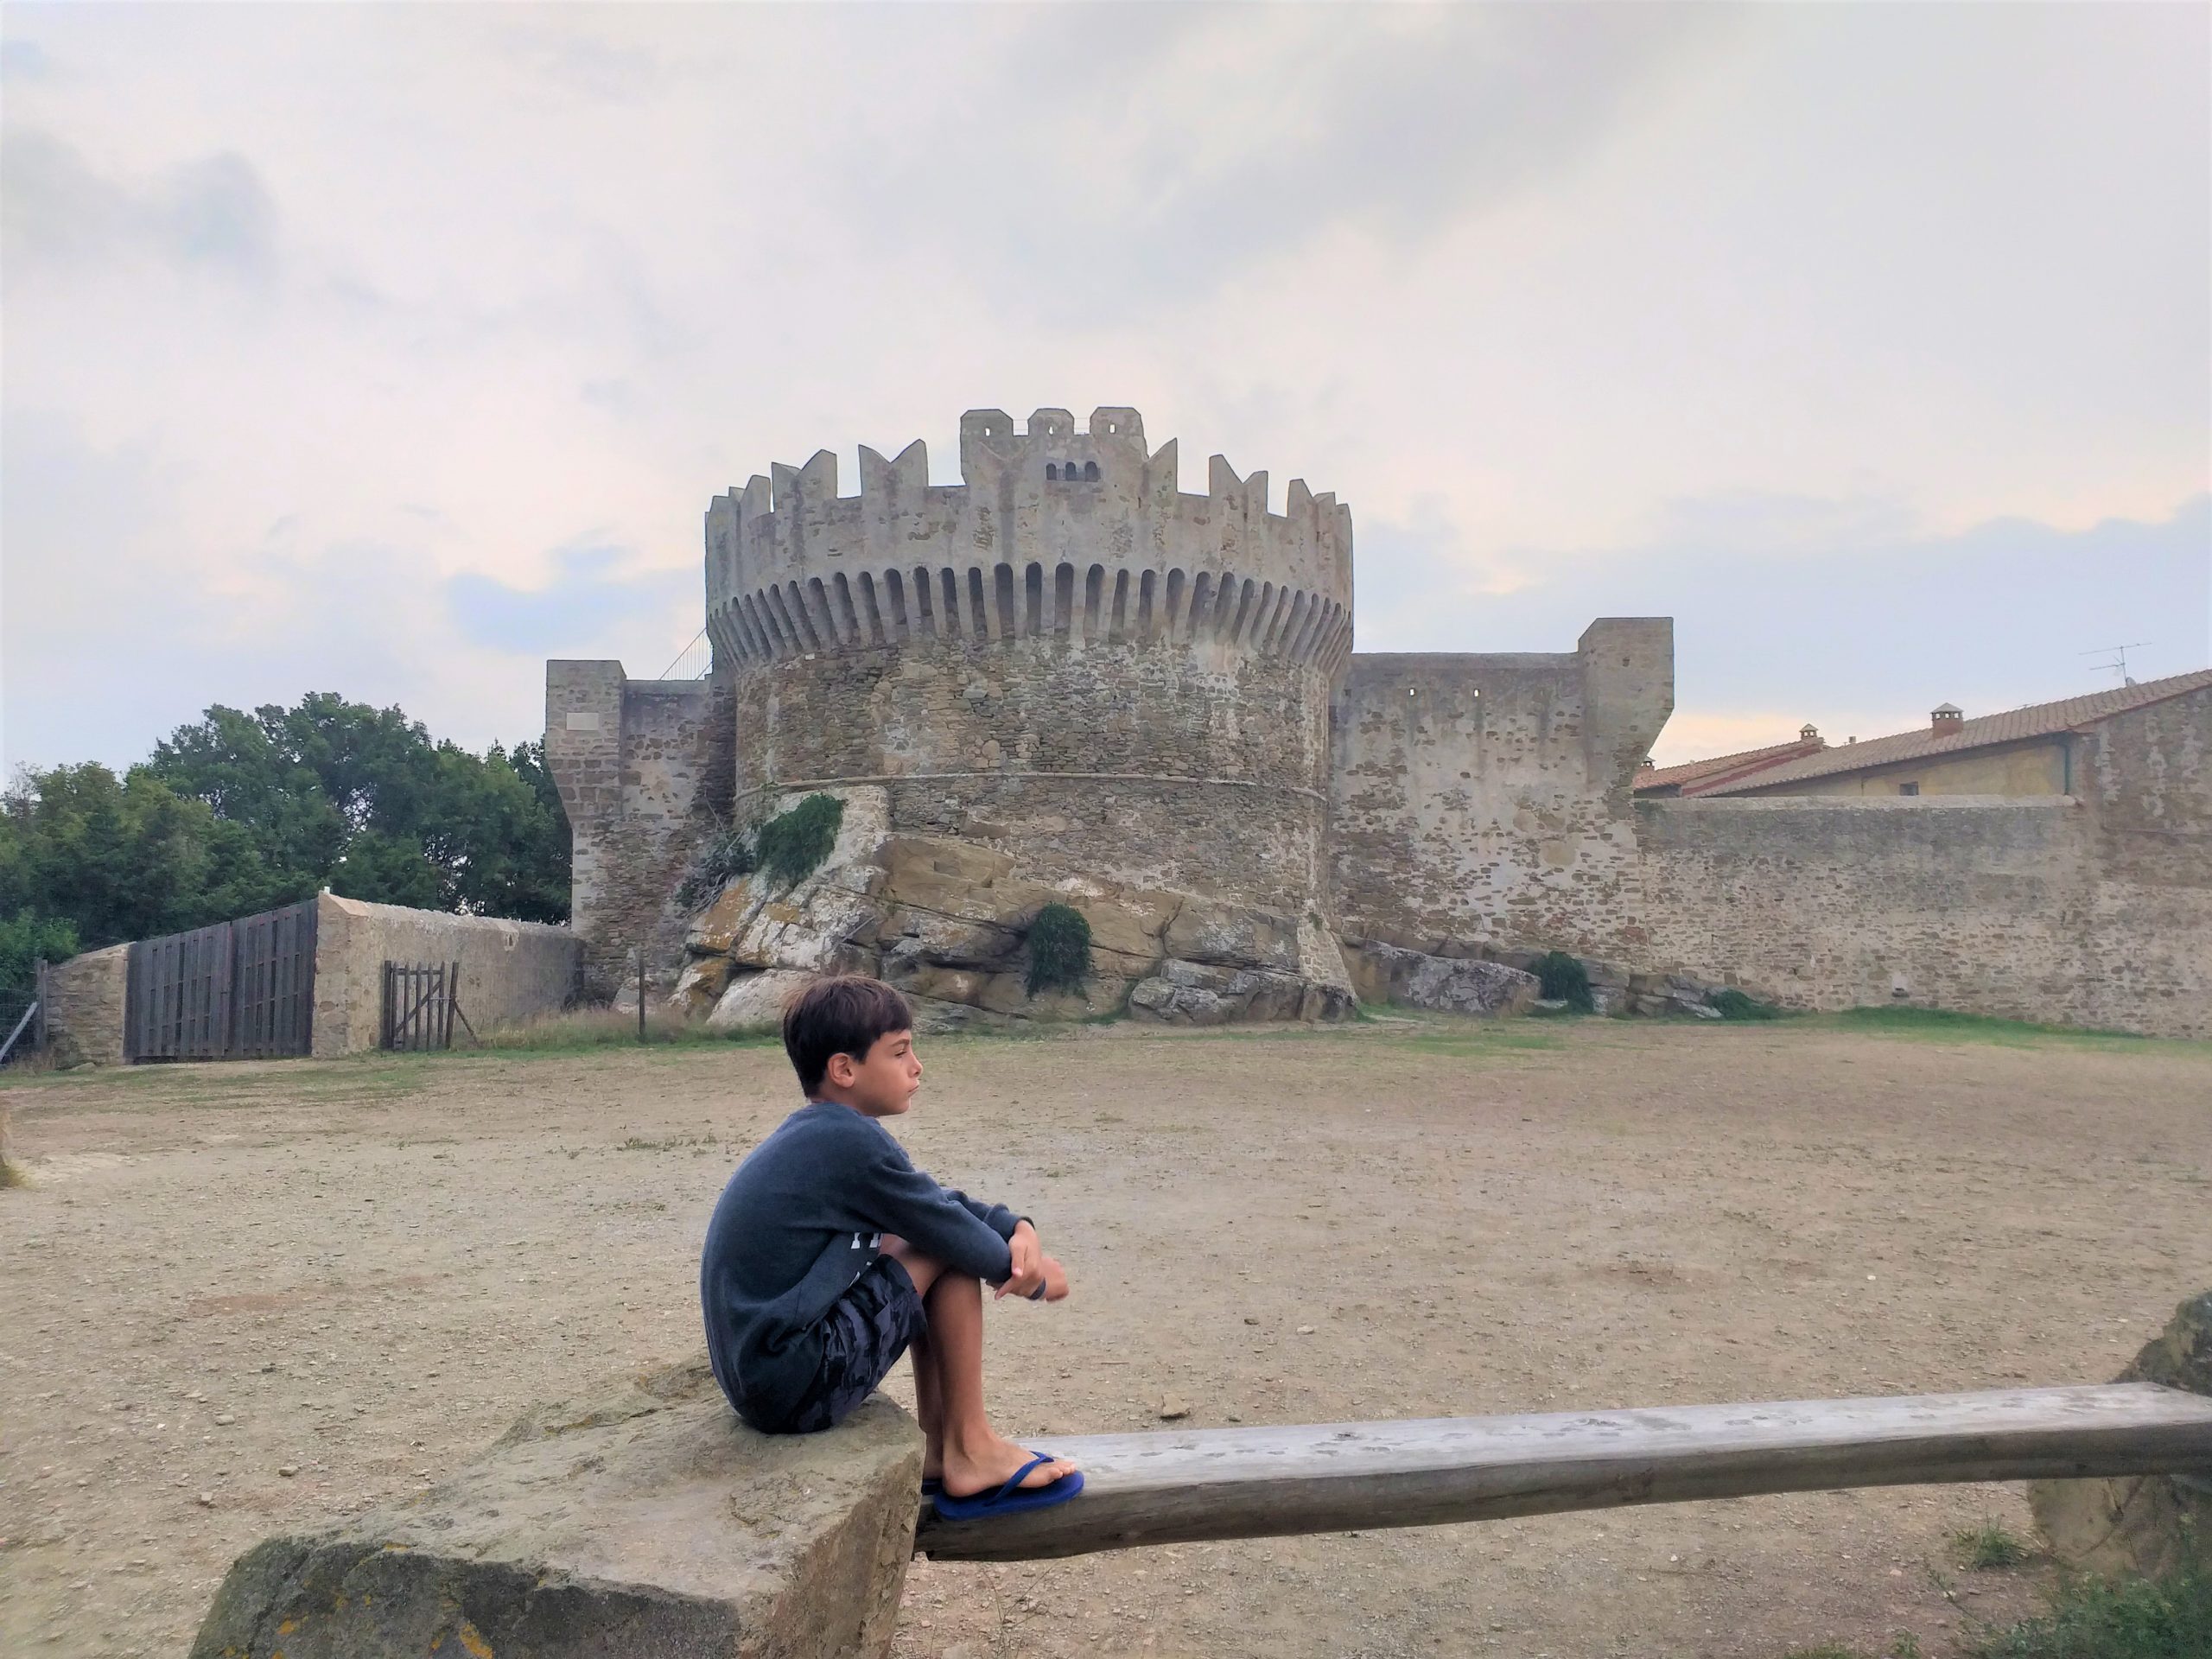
[1531,950,1593,1012]
[756,794,844,890]
[1025,903,1093,998]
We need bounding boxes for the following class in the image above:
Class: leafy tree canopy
[0,695,569,1000]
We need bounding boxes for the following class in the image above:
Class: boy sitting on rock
[700,975,1082,1518]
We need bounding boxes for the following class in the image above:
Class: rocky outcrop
[189,1357,922,1659]
[2031,1290,2212,1578]
[675,787,1357,1030]
[1341,930,1746,1019]
[1339,941,1538,1017]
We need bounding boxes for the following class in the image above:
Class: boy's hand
[997,1219,1046,1300]
[1039,1255,1070,1302]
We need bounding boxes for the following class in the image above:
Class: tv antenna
[2079,642,2150,686]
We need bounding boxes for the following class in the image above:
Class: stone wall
[545,660,731,983]
[1329,619,1674,956]
[309,893,582,1056]
[729,634,1333,914]
[1624,685,2210,1039]
[1637,797,2095,1020]
[41,944,128,1067]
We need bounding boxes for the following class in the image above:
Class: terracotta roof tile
[1636,738,1822,794]
[1696,669,2212,795]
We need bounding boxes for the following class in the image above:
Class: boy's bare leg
[880,1237,1076,1497]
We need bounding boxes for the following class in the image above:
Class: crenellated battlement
[702,407,1354,673]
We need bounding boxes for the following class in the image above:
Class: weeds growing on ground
[1952,1522,2032,1570]
[1962,1557,2212,1658]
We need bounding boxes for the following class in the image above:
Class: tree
[0,695,571,1001]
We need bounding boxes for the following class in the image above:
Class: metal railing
[658,630,713,680]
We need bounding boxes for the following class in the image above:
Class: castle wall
[702,408,1351,924]
[544,661,731,982]
[1636,797,2096,1019]
[729,633,1332,912]
[1330,620,1674,955]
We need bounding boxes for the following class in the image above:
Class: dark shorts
[779,1255,928,1435]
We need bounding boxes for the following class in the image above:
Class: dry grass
[472,1004,776,1052]
[0,1099,27,1187]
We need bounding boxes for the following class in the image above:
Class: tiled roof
[1635,737,1822,795]
[1697,669,2212,795]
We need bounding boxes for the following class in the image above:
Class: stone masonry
[549,407,2210,1036]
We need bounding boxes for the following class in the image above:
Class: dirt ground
[2,1014,2207,1658]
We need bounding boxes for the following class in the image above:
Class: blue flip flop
[929,1452,1084,1521]
[921,1476,942,1497]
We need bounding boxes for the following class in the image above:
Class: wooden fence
[125,899,318,1062]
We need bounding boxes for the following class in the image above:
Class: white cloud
[1,3,2204,774]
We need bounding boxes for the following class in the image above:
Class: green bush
[1951,1521,2030,1570]
[673,823,758,912]
[755,794,843,889]
[1531,950,1592,1012]
[1025,903,1093,997]
[1710,987,1781,1021]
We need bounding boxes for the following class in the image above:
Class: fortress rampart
[700,408,1351,912]
[547,404,2208,1038]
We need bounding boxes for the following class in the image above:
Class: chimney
[1931,702,1963,735]
[1799,722,1823,746]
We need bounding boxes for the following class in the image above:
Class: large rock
[1343,942,1539,1017]
[708,968,821,1033]
[2031,1290,2212,1578]
[189,1357,922,1659]
[1161,896,1303,975]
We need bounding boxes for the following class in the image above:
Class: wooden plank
[915,1383,2212,1562]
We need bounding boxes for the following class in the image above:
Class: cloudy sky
[4,3,2205,773]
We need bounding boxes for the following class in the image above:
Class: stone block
[188,1357,922,1659]
[1630,993,1672,1017]
[1340,941,1539,1018]
[2031,1289,2212,1579]
[1584,959,1630,990]
[1162,897,1302,973]
[1591,985,1628,1018]
[974,971,1131,1020]
[672,954,734,1017]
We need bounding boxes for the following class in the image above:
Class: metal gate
[380,961,462,1052]
[125,899,317,1061]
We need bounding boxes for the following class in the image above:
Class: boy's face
[823,1027,922,1117]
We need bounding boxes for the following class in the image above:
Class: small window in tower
[1084,461,1100,480]
[1046,463,1058,480]
[1897,781,1920,796]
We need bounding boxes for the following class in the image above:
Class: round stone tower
[701,406,1353,915]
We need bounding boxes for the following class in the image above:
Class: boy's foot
[938,1434,1077,1500]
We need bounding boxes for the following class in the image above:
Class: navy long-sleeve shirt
[699,1099,1020,1426]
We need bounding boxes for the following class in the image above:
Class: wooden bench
[916,1382,2212,1562]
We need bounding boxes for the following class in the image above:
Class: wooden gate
[125,899,317,1062]
[381,961,461,1052]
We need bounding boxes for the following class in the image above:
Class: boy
[699,975,1083,1517]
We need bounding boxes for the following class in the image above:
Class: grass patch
[1962,1557,2212,1658]
[1836,1006,2152,1049]
[1952,1522,2032,1570]
[474,1007,779,1052]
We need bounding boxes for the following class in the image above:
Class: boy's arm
[863,1149,1017,1286]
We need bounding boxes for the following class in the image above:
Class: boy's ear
[823,1051,859,1088]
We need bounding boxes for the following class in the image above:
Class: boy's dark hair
[781,975,913,1096]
